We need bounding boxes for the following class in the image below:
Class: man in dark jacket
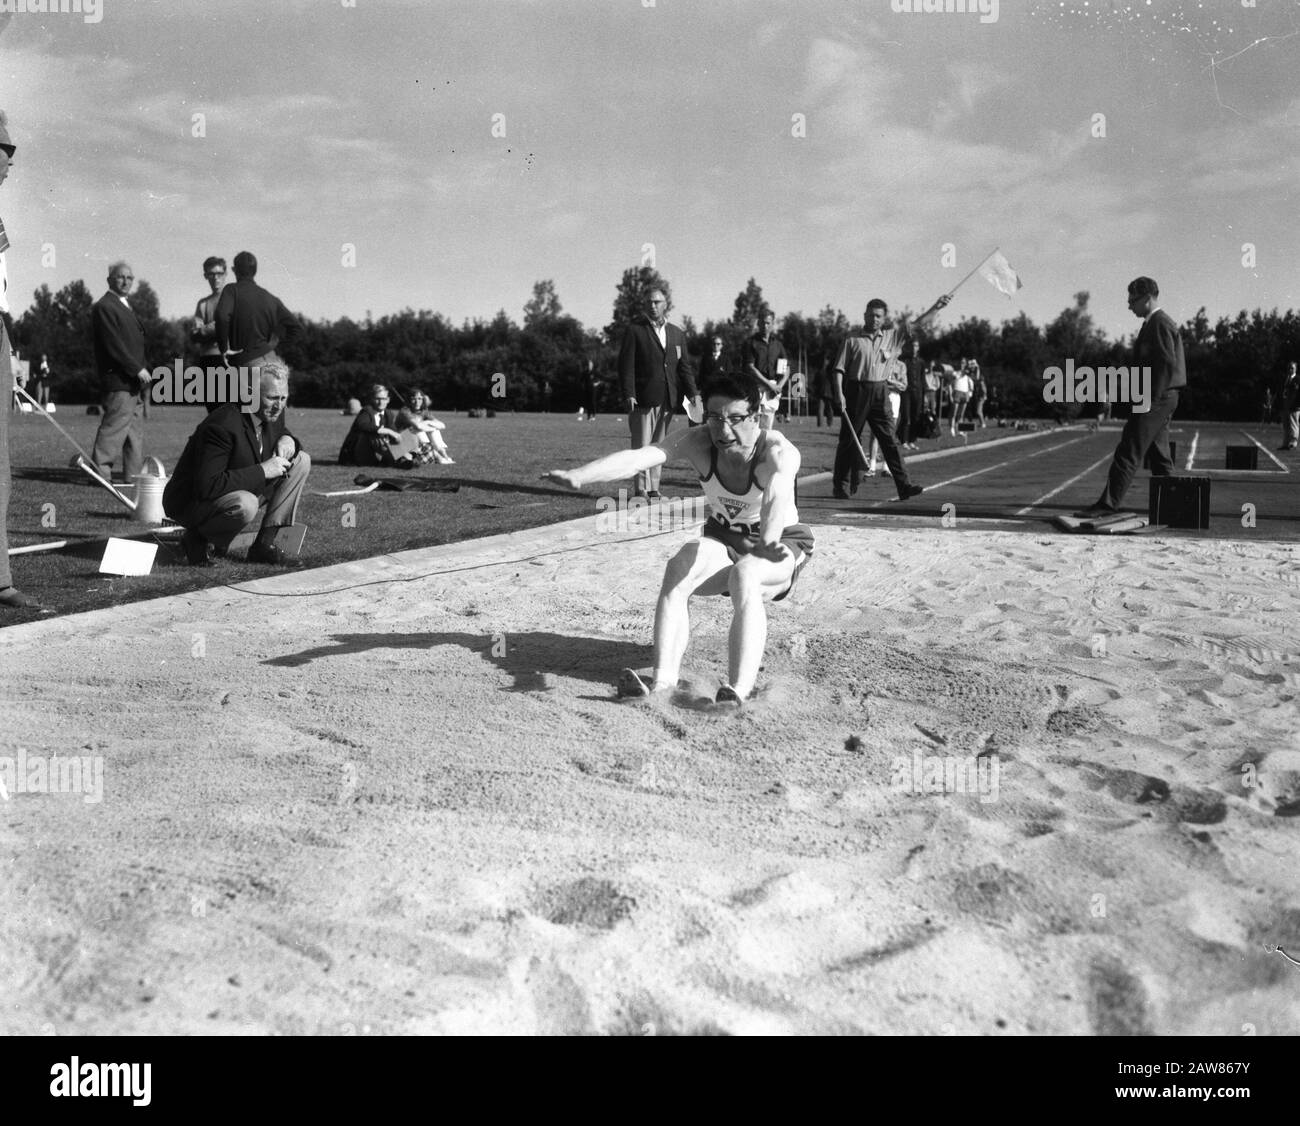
[617,286,700,498]
[215,250,300,367]
[1076,276,1187,517]
[88,261,154,483]
[163,359,310,568]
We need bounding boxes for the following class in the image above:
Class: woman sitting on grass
[399,388,455,465]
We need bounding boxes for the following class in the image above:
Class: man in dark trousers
[163,359,310,568]
[831,293,949,501]
[89,261,154,484]
[0,107,44,609]
[215,250,300,367]
[617,286,700,499]
[1278,361,1298,451]
[1075,276,1186,517]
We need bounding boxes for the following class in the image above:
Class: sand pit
[1,516,1298,1035]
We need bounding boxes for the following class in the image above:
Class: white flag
[977,250,1022,298]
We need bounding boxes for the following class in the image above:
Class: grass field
[3,403,1019,624]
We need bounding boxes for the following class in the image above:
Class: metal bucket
[133,456,168,525]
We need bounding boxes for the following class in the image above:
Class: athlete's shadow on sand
[264,630,648,691]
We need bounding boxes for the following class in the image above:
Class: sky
[1,0,1298,345]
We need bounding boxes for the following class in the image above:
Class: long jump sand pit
[2,517,1298,1035]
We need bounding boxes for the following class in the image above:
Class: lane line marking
[1015,452,1116,516]
[1185,430,1199,471]
[1240,428,1289,472]
[860,438,1090,507]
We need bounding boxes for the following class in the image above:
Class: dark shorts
[700,516,814,602]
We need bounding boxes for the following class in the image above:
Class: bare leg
[648,539,730,690]
[725,551,800,699]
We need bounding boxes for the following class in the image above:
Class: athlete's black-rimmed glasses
[704,411,756,429]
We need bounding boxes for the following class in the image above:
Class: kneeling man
[163,359,310,568]
[544,374,813,705]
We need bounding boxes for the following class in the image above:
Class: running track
[799,421,1300,542]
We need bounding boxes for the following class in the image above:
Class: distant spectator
[339,384,406,466]
[191,255,227,412]
[1260,385,1273,426]
[1280,361,1299,451]
[950,358,973,436]
[699,335,727,381]
[89,261,153,483]
[809,362,835,428]
[584,359,600,422]
[400,388,454,465]
[30,352,51,408]
[215,250,300,368]
[923,361,941,417]
[745,310,788,431]
[969,360,986,428]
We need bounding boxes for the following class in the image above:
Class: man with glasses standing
[617,286,700,500]
[192,256,228,412]
[89,261,153,485]
[543,373,812,706]
[831,293,949,501]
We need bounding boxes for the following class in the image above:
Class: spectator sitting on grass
[399,388,454,465]
[339,383,406,467]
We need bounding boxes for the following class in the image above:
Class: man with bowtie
[163,359,310,568]
[618,286,700,499]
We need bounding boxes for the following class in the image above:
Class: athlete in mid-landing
[543,373,813,705]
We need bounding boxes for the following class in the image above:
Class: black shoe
[715,685,743,706]
[247,541,305,568]
[832,486,849,500]
[646,490,662,500]
[181,529,216,567]
[896,483,924,501]
[1072,504,1117,519]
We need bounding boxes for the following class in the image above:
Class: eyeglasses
[704,411,756,429]
[113,275,133,282]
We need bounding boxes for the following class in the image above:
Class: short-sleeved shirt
[745,333,787,383]
[833,324,912,384]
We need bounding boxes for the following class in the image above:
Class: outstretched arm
[911,293,952,331]
[543,427,695,490]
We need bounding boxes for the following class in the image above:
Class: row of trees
[4,269,1295,420]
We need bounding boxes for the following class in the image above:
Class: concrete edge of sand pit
[0,425,1090,647]
[0,511,707,648]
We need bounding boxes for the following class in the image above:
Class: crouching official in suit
[163,358,310,568]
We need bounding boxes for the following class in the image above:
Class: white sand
[1,516,1298,1035]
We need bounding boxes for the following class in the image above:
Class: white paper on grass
[99,538,158,576]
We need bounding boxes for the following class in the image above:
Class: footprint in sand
[1086,956,1153,1036]
[532,877,636,931]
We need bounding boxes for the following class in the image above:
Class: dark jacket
[163,404,300,516]
[215,278,301,365]
[339,407,404,466]
[618,317,697,411]
[1135,309,1187,399]
[91,292,148,394]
